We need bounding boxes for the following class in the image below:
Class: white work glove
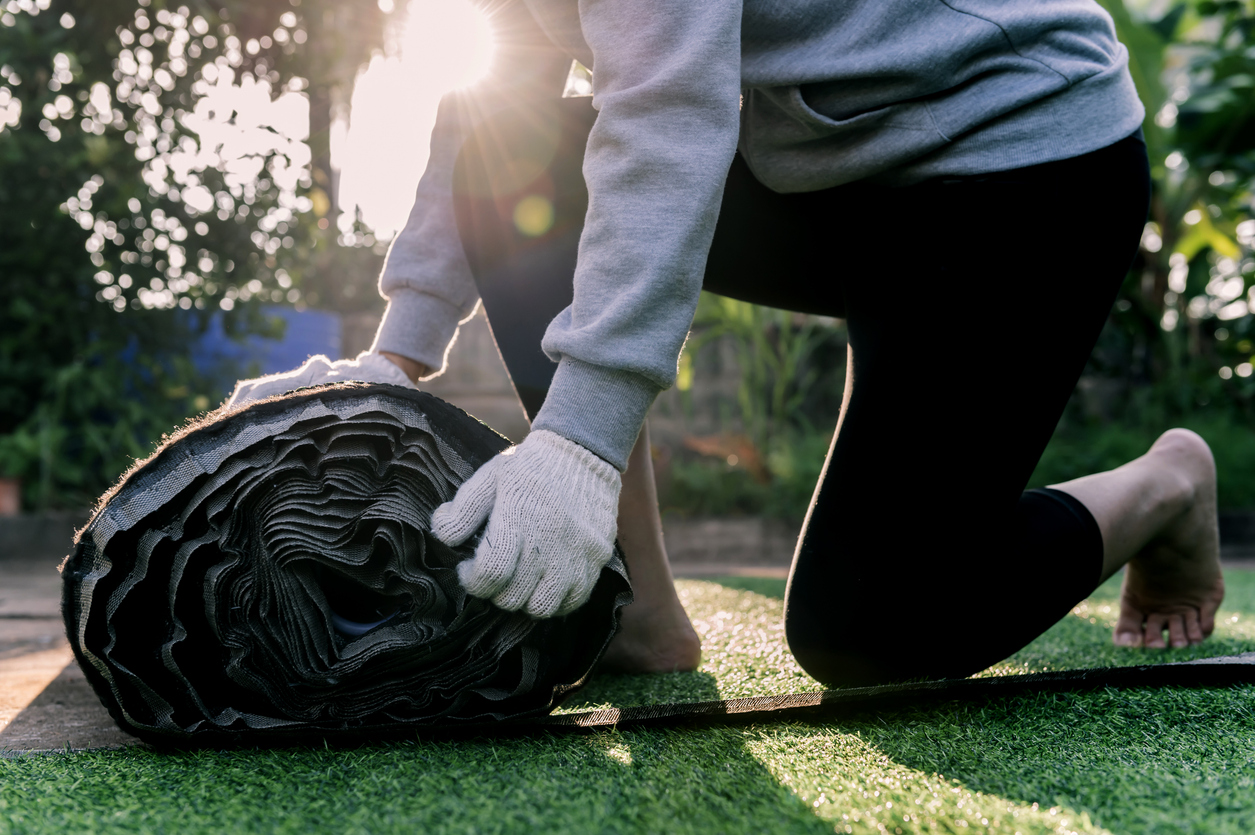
[226,352,416,408]
[431,429,621,618]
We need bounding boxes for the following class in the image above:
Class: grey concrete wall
[0,512,87,563]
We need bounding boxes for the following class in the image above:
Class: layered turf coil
[61,384,632,745]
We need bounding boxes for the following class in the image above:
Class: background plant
[0,0,394,508]
[662,297,844,522]
[678,296,841,456]
[1082,0,1255,423]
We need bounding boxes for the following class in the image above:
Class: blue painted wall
[193,306,342,398]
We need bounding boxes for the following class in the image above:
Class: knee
[783,590,891,688]
[786,636,888,688]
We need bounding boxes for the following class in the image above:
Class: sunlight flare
[336,0,495,238]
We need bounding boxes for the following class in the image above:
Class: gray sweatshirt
[373,0,1144,471]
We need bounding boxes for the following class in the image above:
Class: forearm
[373,10,572,376]
[372,89,483,373]
[532,0,744,469]
[378,351,430,384]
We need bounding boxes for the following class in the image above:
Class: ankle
[1156,468,1198,528]
[1141,430,1213,525]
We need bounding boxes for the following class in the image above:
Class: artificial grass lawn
[4,572,1255,835]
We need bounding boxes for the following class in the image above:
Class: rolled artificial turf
[64,384,631,744]
[4,570,1254,835]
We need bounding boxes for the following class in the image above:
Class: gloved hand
[226,352,416,408]
[431,429,621,618]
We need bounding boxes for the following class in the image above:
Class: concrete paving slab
[0,555,65,661]
[1,556,67,674]
[0,657,142,755]
[662,517,797,569]
[0,512,85,563]
[0,617,67,662]
[0,559,63,619]
[0,553,142,754]
[1,646,74,734]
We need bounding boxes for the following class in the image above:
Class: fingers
[226,379,254,408]
[554,561,602,617]
[431,461,498,546]
[344,353,417,388]
[493,544,606,618]
[226,355,336,407]
[519,563,598,619]
[457,510,522,599]
[521,566,569,619]
[499,546,601,618]
[443,429,620,619]
[493,545,545,612]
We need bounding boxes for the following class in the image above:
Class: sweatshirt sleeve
[371,92,483,376]
[530,0,744,470]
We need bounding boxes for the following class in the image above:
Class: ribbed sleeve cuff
[531,357,662,472]
[370,289,464,374]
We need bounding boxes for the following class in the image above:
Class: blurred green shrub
[680,295,840,454]
[1089,0,1255,422]
[662,426,832,522]
[0,349,228,509]
[662,406,1255,520]
[1029,413,1255,509]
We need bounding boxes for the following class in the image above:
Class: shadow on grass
[838,683,1255,835]
[562,670,722,711]
[824,568,1255,834]
[2,724,837,835]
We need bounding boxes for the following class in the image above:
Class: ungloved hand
[431,429,621,618]
[226,352,416,408]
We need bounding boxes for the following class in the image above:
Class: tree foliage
[1091,0,1255,424]
[0,0,391,507]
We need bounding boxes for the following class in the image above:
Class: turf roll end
[61,383,632,747]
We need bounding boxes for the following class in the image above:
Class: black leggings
[453,99,1151,686]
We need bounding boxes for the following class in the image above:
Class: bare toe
[1184,609,1204,644]
[1143,612,1168,648]
[1113,602,1145,647]
[1200,598,1219,638]
[1167,614,1188,648]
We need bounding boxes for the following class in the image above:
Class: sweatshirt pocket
[740,86,948,192]
[779,85,939,138]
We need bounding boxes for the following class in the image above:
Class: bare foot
[597,421,702,673]
[1114,429,1225,649]
[600,597,702,673]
